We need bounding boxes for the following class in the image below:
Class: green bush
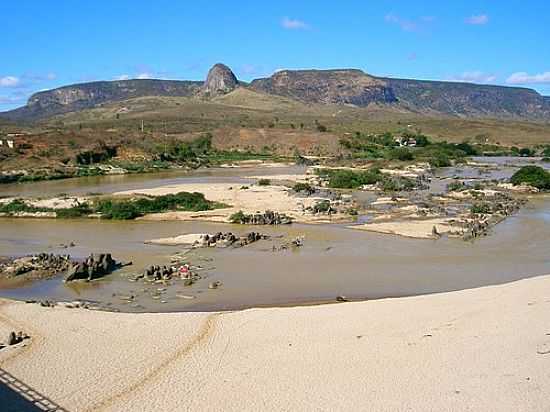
[321,169,383,189]
[428,153,451,167]
[388,148,414,161]
[471,203,491,214]
[293,182,314,194]
[56,203,93,218]
[313,200,331,213]
[510,166,550,190]
[95,191,226,220]
[229,210,246,223]
[257,179,271,186]
[447,181,465,191]
[519,148,533,157]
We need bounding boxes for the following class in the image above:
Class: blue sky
[1,0,549,111]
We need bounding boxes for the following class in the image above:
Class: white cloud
[506,72,550,85]
[385,13,418,32]
[0,76,20,87]
[281,17,309,30]
[114,74,130,81]
[136,72,152,79]
[465,14,489,25]
[449,71,497,83]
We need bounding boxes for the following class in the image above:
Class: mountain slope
[1,63,549,122]
[249,69,397,106]
[382,77,548,118]
[3,79,201,121]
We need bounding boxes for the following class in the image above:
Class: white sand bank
[2,275,550,411]
[349,217,455,239]
[114,183,334,223]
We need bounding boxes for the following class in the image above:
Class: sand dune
[1,275,550,411]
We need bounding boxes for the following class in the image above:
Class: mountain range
[2,63,549,122]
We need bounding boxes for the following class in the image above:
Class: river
[0,162,549,312]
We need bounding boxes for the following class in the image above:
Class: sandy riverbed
[115,182,347,224]
[349,217,455,239]
[1,275,549,411]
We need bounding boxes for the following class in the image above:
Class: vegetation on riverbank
[511,166,550,190]
[0,133,286,185]
[316,168,419,192]
[0,192,228,220]
[338,131,546,168]
[95,192,228,220]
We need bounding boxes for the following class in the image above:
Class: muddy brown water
[0,163,549,312]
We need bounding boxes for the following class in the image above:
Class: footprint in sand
[536,342,550,355]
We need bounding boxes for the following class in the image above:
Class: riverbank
[1,274,549,411]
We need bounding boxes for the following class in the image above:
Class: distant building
[394,136,417,147]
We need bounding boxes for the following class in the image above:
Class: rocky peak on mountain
[201,63,239,96]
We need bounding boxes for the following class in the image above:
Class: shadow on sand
[0,368,67,411]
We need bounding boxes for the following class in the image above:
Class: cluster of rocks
[272,236,305,251]
[65,253,130,282]
[231,210,293,225]
[4,331,29,347]
[135,264,201,286]
[0,253,71,280]
[194,232,269,248]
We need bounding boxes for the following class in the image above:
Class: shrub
[428,153,451,168]
[510,166,550,190]
[471,203,491,214]
[293,182,315,195]
[56,203,93,218]
[257,179,271,186]
[322,169,383,189]
[447,181,465,191]
[313,200,331,213]
[388,148,414,161]
[95,191,225,220]
[229,210,246,224]
[519,148,533,157]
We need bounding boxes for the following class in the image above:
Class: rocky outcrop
[229,210,293,225]
[1,79,201,121]
[250,69,397,106]
[201,63,239,96]
[0,253,71,280]
[65,253,130,282]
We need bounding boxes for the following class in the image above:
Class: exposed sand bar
[115,183,337,223]
[349,217,454,239]
[1,275,550,411]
